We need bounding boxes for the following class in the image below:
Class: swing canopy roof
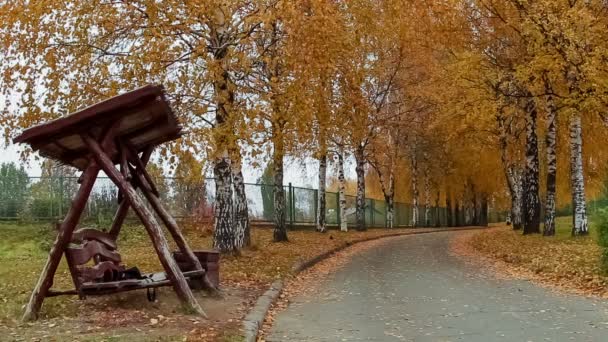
[13,85,182,170]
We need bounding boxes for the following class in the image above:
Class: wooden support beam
[138,175,203,269]
[22,163,100,321]
[134,172,219,293]
[109,147,153,239]
[125,142,159,196]
[82,135,206,317]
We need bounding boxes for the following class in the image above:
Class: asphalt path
[267,231,608,342]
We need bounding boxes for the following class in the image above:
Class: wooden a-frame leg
[133,171,220,294]
[139,179,204,271]
[108,201,130,239]
[135,175,221,291]
[109,147,152,239]
[123,144,205,272]
[22,163,100,321]
[83,135,206,317]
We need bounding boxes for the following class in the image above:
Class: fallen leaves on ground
[0,222,431,341]
[451,225,608,298]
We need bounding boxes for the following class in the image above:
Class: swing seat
[67,229,205,297]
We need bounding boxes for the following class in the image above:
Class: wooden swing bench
[45,228,211,299]
[14,85,217,321]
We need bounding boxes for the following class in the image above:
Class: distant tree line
[0,161,210,225]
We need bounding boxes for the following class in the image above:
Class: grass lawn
[468,216,608,297]
[0,221,438,340]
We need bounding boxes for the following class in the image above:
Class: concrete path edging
[243,280,284,342]
[241,226,487,342]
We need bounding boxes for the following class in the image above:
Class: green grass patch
[552,215,597,240]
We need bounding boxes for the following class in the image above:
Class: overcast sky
[0,140,354,188]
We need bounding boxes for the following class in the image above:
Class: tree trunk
[480,193,488,226]
[454,200,461,227]
[544,91,558,236]
[337,149,348,232]
[317,153,327,233]
[510,168,524,230]
[463,201,473,226]
[213,156,238,253]
[272,139,288,242]
[211,31,239,252]
[355,144,366,231]
[470,183,478,226]
[411,153,419,227]
[570,114,589,236]
[385,171,395,228]
[522,97,541,235]
[424,169,431,227]
[446,190,453,227]
[498,113,523,230]
[435,189,441,227]
[232,163,250,248]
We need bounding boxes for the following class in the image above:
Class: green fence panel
[293,187,315,223]
[0,175,517,229]
[373,200,386,227]
[325,192,339,225]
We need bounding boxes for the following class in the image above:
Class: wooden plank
[13,86,183,171]
[13,85,162,144]
[46,270,206,297]
[82,135,206,317]
[22,163,100,321]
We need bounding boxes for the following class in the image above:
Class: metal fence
[0,176,506,227]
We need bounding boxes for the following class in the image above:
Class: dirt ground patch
[2,285,259,342]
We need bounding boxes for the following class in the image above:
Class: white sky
[0,142,356,188]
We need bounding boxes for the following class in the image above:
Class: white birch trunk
[210,16,240,253]
[411,153,419,227]
[338,149,348,232]
[272,138,288,242]
[213,154,237,253]
[231,162,249,249]
[511,169,523,230]
[386,170,395,228]
[569,114,589,236]
[424,167,431,227]
[544,91,558,236]
[523,96,541,234]
[355,144,366,231]
[317,153,327,233]
[498,113,523,230]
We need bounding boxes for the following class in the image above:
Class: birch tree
[544,82,558,236]
[0,0,264,253]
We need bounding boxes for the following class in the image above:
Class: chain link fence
[0,176,507,228]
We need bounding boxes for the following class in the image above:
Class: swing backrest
[66,229,123,285]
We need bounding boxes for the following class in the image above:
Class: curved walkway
[268,231,608,341]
